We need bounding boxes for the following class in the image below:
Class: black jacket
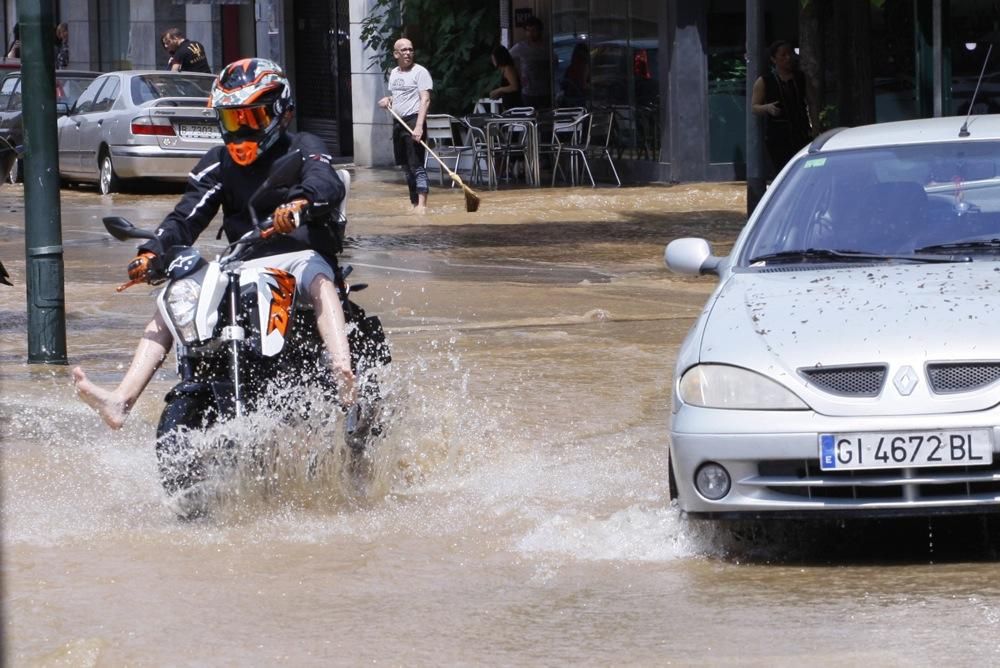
[139,132,346,263]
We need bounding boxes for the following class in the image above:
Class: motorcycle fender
[240,266,297,357]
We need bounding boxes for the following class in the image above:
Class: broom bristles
[464,187,480,212]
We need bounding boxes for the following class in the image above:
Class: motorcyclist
[73,58,355,428]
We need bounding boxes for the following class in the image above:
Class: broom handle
[386,106,465,183]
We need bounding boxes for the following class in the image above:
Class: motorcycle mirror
[249,150,304,228]
[103,216,156,241]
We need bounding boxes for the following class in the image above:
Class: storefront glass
[550,0,661,161]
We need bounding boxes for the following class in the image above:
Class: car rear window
[55,76,98,105]
[131,75,214,105]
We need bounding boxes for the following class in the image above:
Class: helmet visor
[217,105,274,135]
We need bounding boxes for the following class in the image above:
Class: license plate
[819,429,994,471]
[178,124,220,139]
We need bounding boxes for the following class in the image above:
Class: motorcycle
[102,152,390,514]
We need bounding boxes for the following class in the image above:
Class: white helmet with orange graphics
[210,58,294,166]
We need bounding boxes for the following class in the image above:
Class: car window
[0,75,18,111]
[130,74,213,105]
[91,77,120,113]
[56,76,99,106]
[741,141,1000,261]
[73,77,107,114]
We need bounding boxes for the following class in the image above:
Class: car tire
[667,449,679,501]
[7,157,21,184]
[99,151,120,195]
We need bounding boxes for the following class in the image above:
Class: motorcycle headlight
[165,276,202,343]
[678,364,808,410]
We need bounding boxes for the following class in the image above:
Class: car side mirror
[55,101,69,116]
[664,237,721,276]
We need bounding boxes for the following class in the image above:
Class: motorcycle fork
[222,271,246,417]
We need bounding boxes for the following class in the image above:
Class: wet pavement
[3,171,1000,665]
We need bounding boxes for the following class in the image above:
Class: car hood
[698,262,1000,415]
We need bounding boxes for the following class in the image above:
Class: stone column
[349,0,393,166]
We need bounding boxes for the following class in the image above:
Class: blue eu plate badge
[820,434,836,469]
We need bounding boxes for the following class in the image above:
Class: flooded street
[3,171,1000,666]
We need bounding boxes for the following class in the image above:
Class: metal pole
[745,0,764,216]
[19,0,67,364]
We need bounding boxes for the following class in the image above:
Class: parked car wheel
[99,151,120,195]
[6,157,20,184]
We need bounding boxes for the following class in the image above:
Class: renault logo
[893,366,918,395]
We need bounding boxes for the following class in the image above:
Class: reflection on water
[3,174,1000,665]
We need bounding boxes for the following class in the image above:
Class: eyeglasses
[217,105,273,134]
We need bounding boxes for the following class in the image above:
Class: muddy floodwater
[3,171,1000,666]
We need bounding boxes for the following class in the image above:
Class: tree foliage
[361,0,501,116]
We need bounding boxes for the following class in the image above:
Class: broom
[387,106,480,213]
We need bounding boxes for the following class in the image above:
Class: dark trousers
[393,114,429,204]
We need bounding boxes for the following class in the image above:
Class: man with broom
[379,38,433,214]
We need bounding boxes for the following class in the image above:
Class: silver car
[665,115,1000,519]
[56,70,221,194]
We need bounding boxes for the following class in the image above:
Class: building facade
[3,0,994,182]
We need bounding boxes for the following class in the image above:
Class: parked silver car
[56,70,221,194]
[0,69,101,183]
[665,115,1000,519]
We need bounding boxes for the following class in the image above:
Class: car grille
[753,457,1000,502]
[927,361,1000,394]
[799,365,886,397]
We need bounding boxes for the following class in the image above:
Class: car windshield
[56,76,98,105]
[130,74,214,105]
[741,141,1000,264]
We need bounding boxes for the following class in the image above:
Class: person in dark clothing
[488,44,522,111]
[161,27,211,73]
[73,58,354,428]
[751,39,812,178]
[55,23,69,68]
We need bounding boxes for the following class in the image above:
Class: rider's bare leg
[73,312,173,430]
[309,274,356,404]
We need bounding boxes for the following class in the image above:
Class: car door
[0,74,20,157]
[58,75,106,177]
[76,75,120,178]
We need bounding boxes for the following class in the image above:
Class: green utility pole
[19,0,67,364]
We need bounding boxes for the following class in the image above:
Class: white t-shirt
[388,63,433,117]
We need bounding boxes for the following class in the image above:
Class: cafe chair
[588,109,621,187]
[462,119,495,188]
[423,114,471,186]
[549,112,594,187]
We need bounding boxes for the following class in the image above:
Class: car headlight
[164,276,202,343]
[678,364,808,410]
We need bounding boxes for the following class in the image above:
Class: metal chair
[462,119,494,188]
[588,109,621,186]
[423,114,470,186]
[549,112,594,187]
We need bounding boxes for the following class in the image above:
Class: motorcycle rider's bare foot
[73,366,129,430]
[335,365,357,405]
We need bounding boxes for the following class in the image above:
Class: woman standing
[488,44,523,111]
[751,40,812,178]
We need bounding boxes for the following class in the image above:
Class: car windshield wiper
[914,239,1000,254]
[748,248,966,265]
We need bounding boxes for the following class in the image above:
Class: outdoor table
[480,115,540,188]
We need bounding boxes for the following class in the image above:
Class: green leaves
[361,0,500,115]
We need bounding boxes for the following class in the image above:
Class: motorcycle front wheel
[156,393,223,518]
